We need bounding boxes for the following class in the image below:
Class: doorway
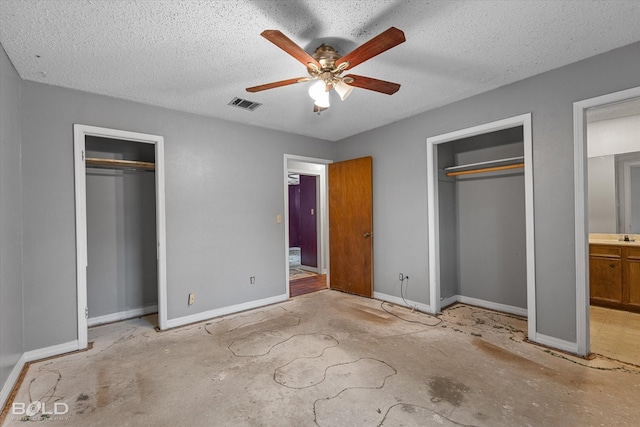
[74,125,168,350]
[288,173,319,280]
[284,155,330,298]
[427,114,537,343]
[575,87,640,360]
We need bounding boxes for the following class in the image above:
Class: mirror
[587,97,640,234]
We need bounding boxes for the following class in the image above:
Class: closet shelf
[85,157,155,171]
[444,156,524,177]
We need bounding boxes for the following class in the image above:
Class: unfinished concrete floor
[3,290,640,426]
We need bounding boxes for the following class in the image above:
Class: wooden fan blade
[261,30,321,69]
[336,27,405,70]
[343,74,401,95]
[246,77,310,93]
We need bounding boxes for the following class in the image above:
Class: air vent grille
[228,97,262,111]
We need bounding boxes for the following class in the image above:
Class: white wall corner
[440,295,458,309]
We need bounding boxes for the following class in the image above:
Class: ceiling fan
[246,27,406,113]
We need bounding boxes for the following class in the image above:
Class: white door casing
[74,124,168,349]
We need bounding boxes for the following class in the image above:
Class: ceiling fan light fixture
[308,80,330,108]
[334,81,354,101]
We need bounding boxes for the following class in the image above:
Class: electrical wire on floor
[379,275,443,326]
[380,301,443,326]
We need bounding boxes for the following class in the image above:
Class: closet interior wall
[438,127,527,309]
[85,136,158,322]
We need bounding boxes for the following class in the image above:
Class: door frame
[284,155,332,296]
[623,160,640,234]
[74,124,168,350]
[426,113,536,340]
[573,86,640,356]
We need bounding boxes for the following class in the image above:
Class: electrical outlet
[250,276,256,284]
[188,293,195,305]
[399,273,404,281]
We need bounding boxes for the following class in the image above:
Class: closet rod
[85,157,155,171]
[446,163,524,177]
[444,156,524,172]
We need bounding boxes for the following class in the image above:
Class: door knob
[364,232,371,238]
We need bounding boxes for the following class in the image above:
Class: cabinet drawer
[589,245,622,258]
[626,247,640,260]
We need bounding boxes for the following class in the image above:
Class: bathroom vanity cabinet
[589,243,640,312]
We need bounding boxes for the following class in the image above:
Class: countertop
[589,233,640,247]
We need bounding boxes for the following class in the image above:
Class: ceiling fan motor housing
[309,45,348,88]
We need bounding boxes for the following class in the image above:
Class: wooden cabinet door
[625,248,640,309]
[590,256,622,304]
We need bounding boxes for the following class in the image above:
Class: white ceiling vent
[228,97,262,111]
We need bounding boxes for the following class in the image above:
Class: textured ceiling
[1,0,639,141]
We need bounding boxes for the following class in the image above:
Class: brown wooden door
[329,156,373,297]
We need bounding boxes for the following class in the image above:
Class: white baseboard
[456,295,528,317]
[88,305,158,327]
[373,292,432,313]
[440,295,458,309]
[166,293,289,329]
[2,340,79,410]
[24,340,80,363]
[1,353,26,410]
[531,332,578,354]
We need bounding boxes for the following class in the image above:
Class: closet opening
[85,136,158,327]
[427,114,537,345]
[74,125,168,350]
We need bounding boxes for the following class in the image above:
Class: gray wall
[335,41,640,343]
[588,156,616,233]
[0,44,23,390]
[455,140,526,309]
[19,81,336,351]
[85,137,158,318]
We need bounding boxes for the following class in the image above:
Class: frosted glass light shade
[308,80,330,108]
[335,81,354,101]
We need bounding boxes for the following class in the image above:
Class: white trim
[166,293,289,329]
[534,333,578,354]
[0,354,26,410]
[23,341,79,363]
[73,126,88,349]
[623,161,640,234]
[374,292,432,313]
[456,295,528,317]
[523,115,536,342]
[87,305,158,327]
[426,114,537,338]
[573,86,640,357]
[283,154,333,297]
[74,124,168,352]
[426,137,440,314]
